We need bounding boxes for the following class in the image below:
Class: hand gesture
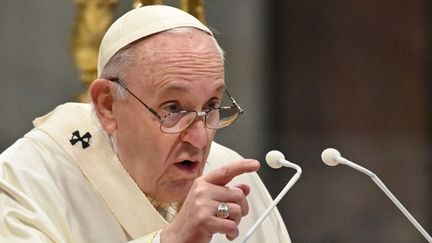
[161,159,260,243]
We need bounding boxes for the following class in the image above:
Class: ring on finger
[216,202,229,219]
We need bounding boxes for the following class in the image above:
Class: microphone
[241,150,302,243]
[321,148,432,242]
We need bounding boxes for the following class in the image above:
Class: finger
[225,202,242,224]
[232,183,251,197]
[224,187,249,216]
[209,185,245,203]
[221,218,240,241]
[226,234,237,241]
[207,217,239,240]
[204,159,260,186]
[212,188,249,218]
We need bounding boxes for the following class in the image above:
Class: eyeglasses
[109,78,244,134]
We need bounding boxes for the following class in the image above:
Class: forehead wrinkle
[128,31,224,98]
[144,50,222,67]
[128,58,223,101]
[134,33,222,67]
[136,51,223,88]
[154,63,223,77]
[133,31,221,60]
[151,55,223,79]
[154,81,225,99]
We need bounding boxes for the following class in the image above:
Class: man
[0,5,290,243]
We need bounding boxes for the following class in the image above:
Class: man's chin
[155,181,194,203]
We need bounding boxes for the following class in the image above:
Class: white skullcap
[97,5,212,77]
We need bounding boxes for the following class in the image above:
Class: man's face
[110,29,225,203]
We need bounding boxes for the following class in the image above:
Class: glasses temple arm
[108,78,163,120]
[224,89,244,114]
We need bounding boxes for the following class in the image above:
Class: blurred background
[1,0,431,242]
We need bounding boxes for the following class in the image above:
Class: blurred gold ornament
[134,0,205,22]
[71,0,117,102]
[180,0,205,23]
[133,0,162,9]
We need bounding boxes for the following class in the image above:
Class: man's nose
[180,118,209,148]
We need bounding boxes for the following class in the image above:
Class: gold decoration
[180,0,205,23]
[71,0,117,102]
[134,0,205,22]
[133,0,162,9]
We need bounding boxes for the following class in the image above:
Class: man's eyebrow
[160,85,188,93]
[212,85,226,96]
[157,84,226,96]
[215,85,225,93]
[156,85,188,97]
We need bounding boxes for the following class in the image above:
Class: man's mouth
[175,160,199,172]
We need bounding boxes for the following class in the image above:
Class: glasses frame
[108,78,244,134]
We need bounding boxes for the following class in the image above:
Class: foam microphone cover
[265,150,285,169]
[321,148,341,166]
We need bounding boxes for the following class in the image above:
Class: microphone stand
[241,158,302,243]
[337,156,432,242]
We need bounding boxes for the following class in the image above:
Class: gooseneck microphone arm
[241,150,302,243]
[322,148,432,242]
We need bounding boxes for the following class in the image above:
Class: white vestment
[0,103,290,243]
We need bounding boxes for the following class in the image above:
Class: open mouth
[175,160,199,171]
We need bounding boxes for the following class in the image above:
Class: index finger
[204,159,260,186]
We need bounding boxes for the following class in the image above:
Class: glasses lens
[161,111,197,133]
[206,107,239,129]
[161,108,240,133]
[205,109,220,129]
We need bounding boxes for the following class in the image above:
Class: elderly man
[0,5,290,243]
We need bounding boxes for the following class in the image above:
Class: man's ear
[90,79,117,134]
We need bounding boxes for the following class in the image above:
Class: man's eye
[205,100,220,110]
[163,103,182,113]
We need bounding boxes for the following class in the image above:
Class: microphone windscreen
[265,150,285,169]
[321,148,341,166]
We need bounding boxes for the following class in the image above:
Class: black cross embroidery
[69,130,92,149]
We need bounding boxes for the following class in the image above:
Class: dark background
[265,1,432,242]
